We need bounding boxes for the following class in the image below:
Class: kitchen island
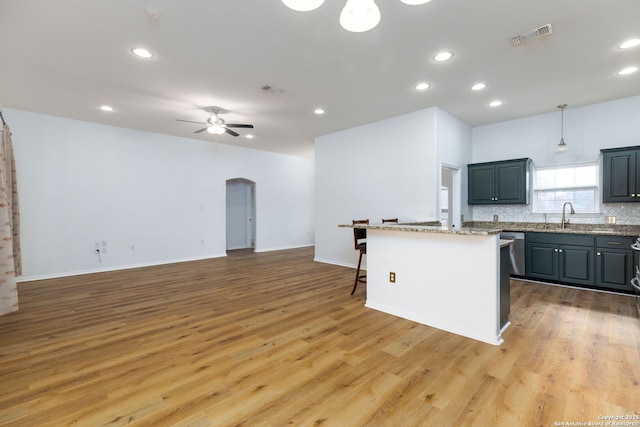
[341,223,510,345]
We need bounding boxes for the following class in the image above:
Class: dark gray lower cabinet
[595,236,635,292]
[526,233,594,286]
[526,242,557,280]
[500,245,510,329]
[526,232,634,292]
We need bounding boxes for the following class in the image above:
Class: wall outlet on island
[493,215,499,222]
[389,272,396,283]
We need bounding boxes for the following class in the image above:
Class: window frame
[531,161,601,215]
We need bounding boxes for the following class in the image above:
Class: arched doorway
[226,178,256,251]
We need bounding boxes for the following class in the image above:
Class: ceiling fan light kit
[283,0,431,32]
[340,0,381,33]
[176,107,254,138]
[282,0,325,12]
[400,0,432,4]
[207,125,226,135]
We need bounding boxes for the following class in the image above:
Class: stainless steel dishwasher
[500,231,525,276]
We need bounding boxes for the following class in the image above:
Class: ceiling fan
[177,107,254,137]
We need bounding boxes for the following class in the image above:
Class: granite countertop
[465,221,640,237]
[339,223,502,236]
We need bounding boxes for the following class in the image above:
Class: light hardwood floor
[1,247,639,426]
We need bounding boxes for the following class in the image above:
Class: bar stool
[382,218,398,223]
[351,219,369,295]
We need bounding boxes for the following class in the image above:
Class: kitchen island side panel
[365,230,502,345]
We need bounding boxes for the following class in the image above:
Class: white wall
[435,108,473,225]
[8,108,314,280]
[471,95,640,224]
[314,107,474,268]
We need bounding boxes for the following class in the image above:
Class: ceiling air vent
[511,23,554,46]
[261,85,285,95]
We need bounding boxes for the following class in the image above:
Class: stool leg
[351,251,364,295]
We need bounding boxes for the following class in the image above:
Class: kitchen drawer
[526,232,594,247]
[595,235,635,248]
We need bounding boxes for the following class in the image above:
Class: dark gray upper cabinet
[601,146,640,203]
[468,158,531,205]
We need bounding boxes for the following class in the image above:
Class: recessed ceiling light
[314,108,325,115]
[619,38,640,49]
[132,47,153,59]
[471,83,486,91]
[618,66,639,75]
[415,82,430,91]
[489,100,503,107]
[400,0,432,4]
[433,51,453,62]
[245,134,254,139]
[99,105,114,112]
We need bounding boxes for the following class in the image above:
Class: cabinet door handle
[597,252,601,256]
[607,241,622,245]
[554,248,558,252]
[559,249,563,253]
[632,194,637,197]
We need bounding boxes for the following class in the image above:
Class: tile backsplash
[472,203,639,225]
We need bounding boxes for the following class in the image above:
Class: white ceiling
[0,0,638,158]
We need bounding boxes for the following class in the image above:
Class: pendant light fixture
[557,104,568,153]
[282,0,429,32]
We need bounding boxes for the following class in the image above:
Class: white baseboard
[253,244,314,253]
[313,257,364,270]
[365,300,503,346]
[17,253,228,283]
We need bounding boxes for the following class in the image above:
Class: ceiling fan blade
[225,123,254,129]
[177,119,207,125]
[224,127,240,137]
[194,128,208,133]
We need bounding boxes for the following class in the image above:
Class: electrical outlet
[493,214,499,222]
[389,272,396,283]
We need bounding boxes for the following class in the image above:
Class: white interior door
[226,179,255,250]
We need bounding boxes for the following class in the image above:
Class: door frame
[225,178,256,251]
[440,163,462,228]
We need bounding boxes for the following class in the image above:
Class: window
[533,163,599,213]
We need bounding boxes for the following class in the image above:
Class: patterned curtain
[0,123,20,316]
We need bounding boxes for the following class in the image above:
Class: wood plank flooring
[1,247,639,426]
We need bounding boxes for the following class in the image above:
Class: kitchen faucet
[561,202,575,229]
